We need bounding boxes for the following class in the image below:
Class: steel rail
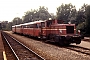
[65,45,90,55]
[3,32,45,60]
[2,33,19,60]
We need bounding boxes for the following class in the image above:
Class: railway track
[44,38,90,56]
[2,32,45,60]
[1,32,17,60]
[83,39,90,42]
[64,45,90,55]
[46,40,90,56]
[48,42,90,56]
[45,37,90,56]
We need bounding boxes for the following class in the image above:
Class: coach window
[23,26,25,28]
[23,25,26,28]
[41,22,45,27]
[30,24,33,28]
[25,25,26,28]
[17,26,20,28]
[27,25,28,28]
[27,25,30,28]
[21,26,23,28]
[37,24,39,28]
[29,25,30,28]
[19,26,20,28]
[33,24,37,28]
[37,24,41,28]
[32,24,34,28]
[47,21,52,27]
[32,24,36,28]
[30,25,31,28]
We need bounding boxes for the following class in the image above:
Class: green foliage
[76,5,90,36]
[85,5,90,26]
[76,22,86,35]
[0,23,2,30]
[23,6,52,23]
[56,3,77,23]
[85,5,90,35]
[1,21,12,31]
[75,4,88,26]
[12,17,22,25]
[38,6,51,20]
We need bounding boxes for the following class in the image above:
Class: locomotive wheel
[59,41,64,46]
[64,43,70,46]
[76,40,81,44]
[76,38,81,44]
[55,36,64,46]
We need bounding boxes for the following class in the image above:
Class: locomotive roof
[12,20,44,27]
[12,25,15,27]
[12,24,21,27]
[21,20,44,26]
[51,24,75,26]
[15,24,21,27]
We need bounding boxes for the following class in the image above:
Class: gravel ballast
[4,31,90,60]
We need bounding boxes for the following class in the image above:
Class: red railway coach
[15,25,22,34]
[12,25,16,33]
[12,19,81,45]
[22,21,44,37]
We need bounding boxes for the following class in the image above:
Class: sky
[0,0,90,22]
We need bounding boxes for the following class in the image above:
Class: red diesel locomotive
[12,20,81,45]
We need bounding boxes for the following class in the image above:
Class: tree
[75,4,88,26]
[50,13,56,20]
[56,3,77,23]
[85,5,90,35]
[37,6,51,20]
[23,10,37,23]
[5,22,12,30]
[12,17,22,25]
[23,6,52,23]
[0,22,2,30]
[77,5,90,36]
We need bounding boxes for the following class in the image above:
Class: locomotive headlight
[78,30,80,33]
[78,30,81,35]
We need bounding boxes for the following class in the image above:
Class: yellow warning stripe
[3,51,7,60]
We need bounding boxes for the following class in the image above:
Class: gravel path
[4,31,90,60]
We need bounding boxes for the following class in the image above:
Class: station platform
[0,31,7,60]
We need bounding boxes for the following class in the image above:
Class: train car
[15,25,22,34]
[12,25,16,33]
[22,20,44,37]
[20,23,28,35]
[12,19,81,45]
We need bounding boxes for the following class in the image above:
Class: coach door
[41,22,45,36]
